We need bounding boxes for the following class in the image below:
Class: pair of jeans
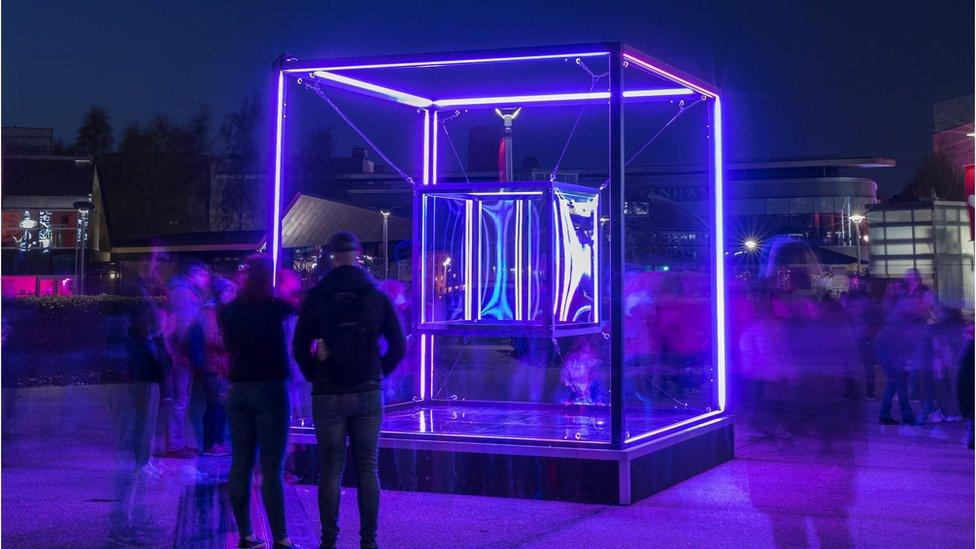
[227,380,290,542]
[202,373,227,448]
[133,382,161,467]
[313,390,383,547]
[880,369,915,422]
[166,366,193,451]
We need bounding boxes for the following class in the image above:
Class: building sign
[648,185,709,202]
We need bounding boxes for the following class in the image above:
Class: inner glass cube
[419,182,599,335]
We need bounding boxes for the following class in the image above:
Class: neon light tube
[311,70,433,107]
[435,91,607,107]
[271,71,285,281]
[624,411,724,445]
[515,200,523,321]
[622,53,717,98]
[467,191,544,196]
[623,88,694,97]
[419,335,427,401]
[713,97,727,412]
[432,111,439,184]
[464,199,473,320]
[428,337,435,400]
[422,110,430,186]
[284,51,610,73]
[432,89,692,108]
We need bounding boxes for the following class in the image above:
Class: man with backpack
[293,231,405,549]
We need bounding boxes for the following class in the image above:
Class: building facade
[868,200,974,308]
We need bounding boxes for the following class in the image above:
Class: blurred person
[737,291,793,438]
[109,304,171,545]
[199,277,236,457]
[277,267,315,484]
[293,231,405,549]
[277,268,311,423]
[220,255,296,548]
[165,259,211,458]
[875,306,920,425]
[840,288,881,400]
[956,336,974,449]
[128,304,171,476]
[929,305,966,422]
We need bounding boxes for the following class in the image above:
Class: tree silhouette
[73,106,114,158]
[900,150,965,202]
[215,96,266,230]
[104,109,212,236]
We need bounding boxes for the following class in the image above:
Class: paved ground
[1,383,973,548]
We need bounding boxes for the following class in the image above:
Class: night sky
[3,1,973,194]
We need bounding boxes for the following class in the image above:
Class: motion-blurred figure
[109,304,171,546]
[165,260,211,458]
[199,277,236,456]
[220,254,296,548]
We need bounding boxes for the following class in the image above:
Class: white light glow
[287,51,610,73]
[311,70,433,107]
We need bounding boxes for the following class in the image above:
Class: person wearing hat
[293,231,406,549]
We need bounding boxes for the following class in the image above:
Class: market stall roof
[281,193,410,248]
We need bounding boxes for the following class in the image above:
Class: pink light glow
[713,97,727,412]
[433,90,689,108]
[464,199,474,320]
[271,71,285,281]
[422,109,430,185]
[432,111,439,184]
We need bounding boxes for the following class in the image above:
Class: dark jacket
[128,335,171,384]
[219,297,294,383]
[293,265,405,394]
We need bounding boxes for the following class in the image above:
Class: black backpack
[320,287,378,370]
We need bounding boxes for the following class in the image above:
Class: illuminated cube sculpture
[418,181,600,336]
[270,43,730,504]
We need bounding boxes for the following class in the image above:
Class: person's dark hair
[180,258,209,276]
[240,254,275,301]
[329,231,361,253]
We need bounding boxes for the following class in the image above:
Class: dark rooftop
[2,155,95,197]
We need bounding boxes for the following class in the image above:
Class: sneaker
[203,444,230,457]
[879,417,900,425]
[137,464,162,480]
[145,461,164,476]
[166,448,197,459]
[927,410,945,423]
[945,415,963,423]
[929,426,950,441]
[238,535,266,548]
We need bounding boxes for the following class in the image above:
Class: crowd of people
[118,232,405,549]
[112,232,973,547]
[732,258,974,446]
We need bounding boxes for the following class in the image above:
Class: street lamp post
[380,210,391,280]
[73,200,95,295]
[850,213,865,276]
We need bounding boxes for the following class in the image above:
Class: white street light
[849,213,866,275]
[380,210,391,279]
